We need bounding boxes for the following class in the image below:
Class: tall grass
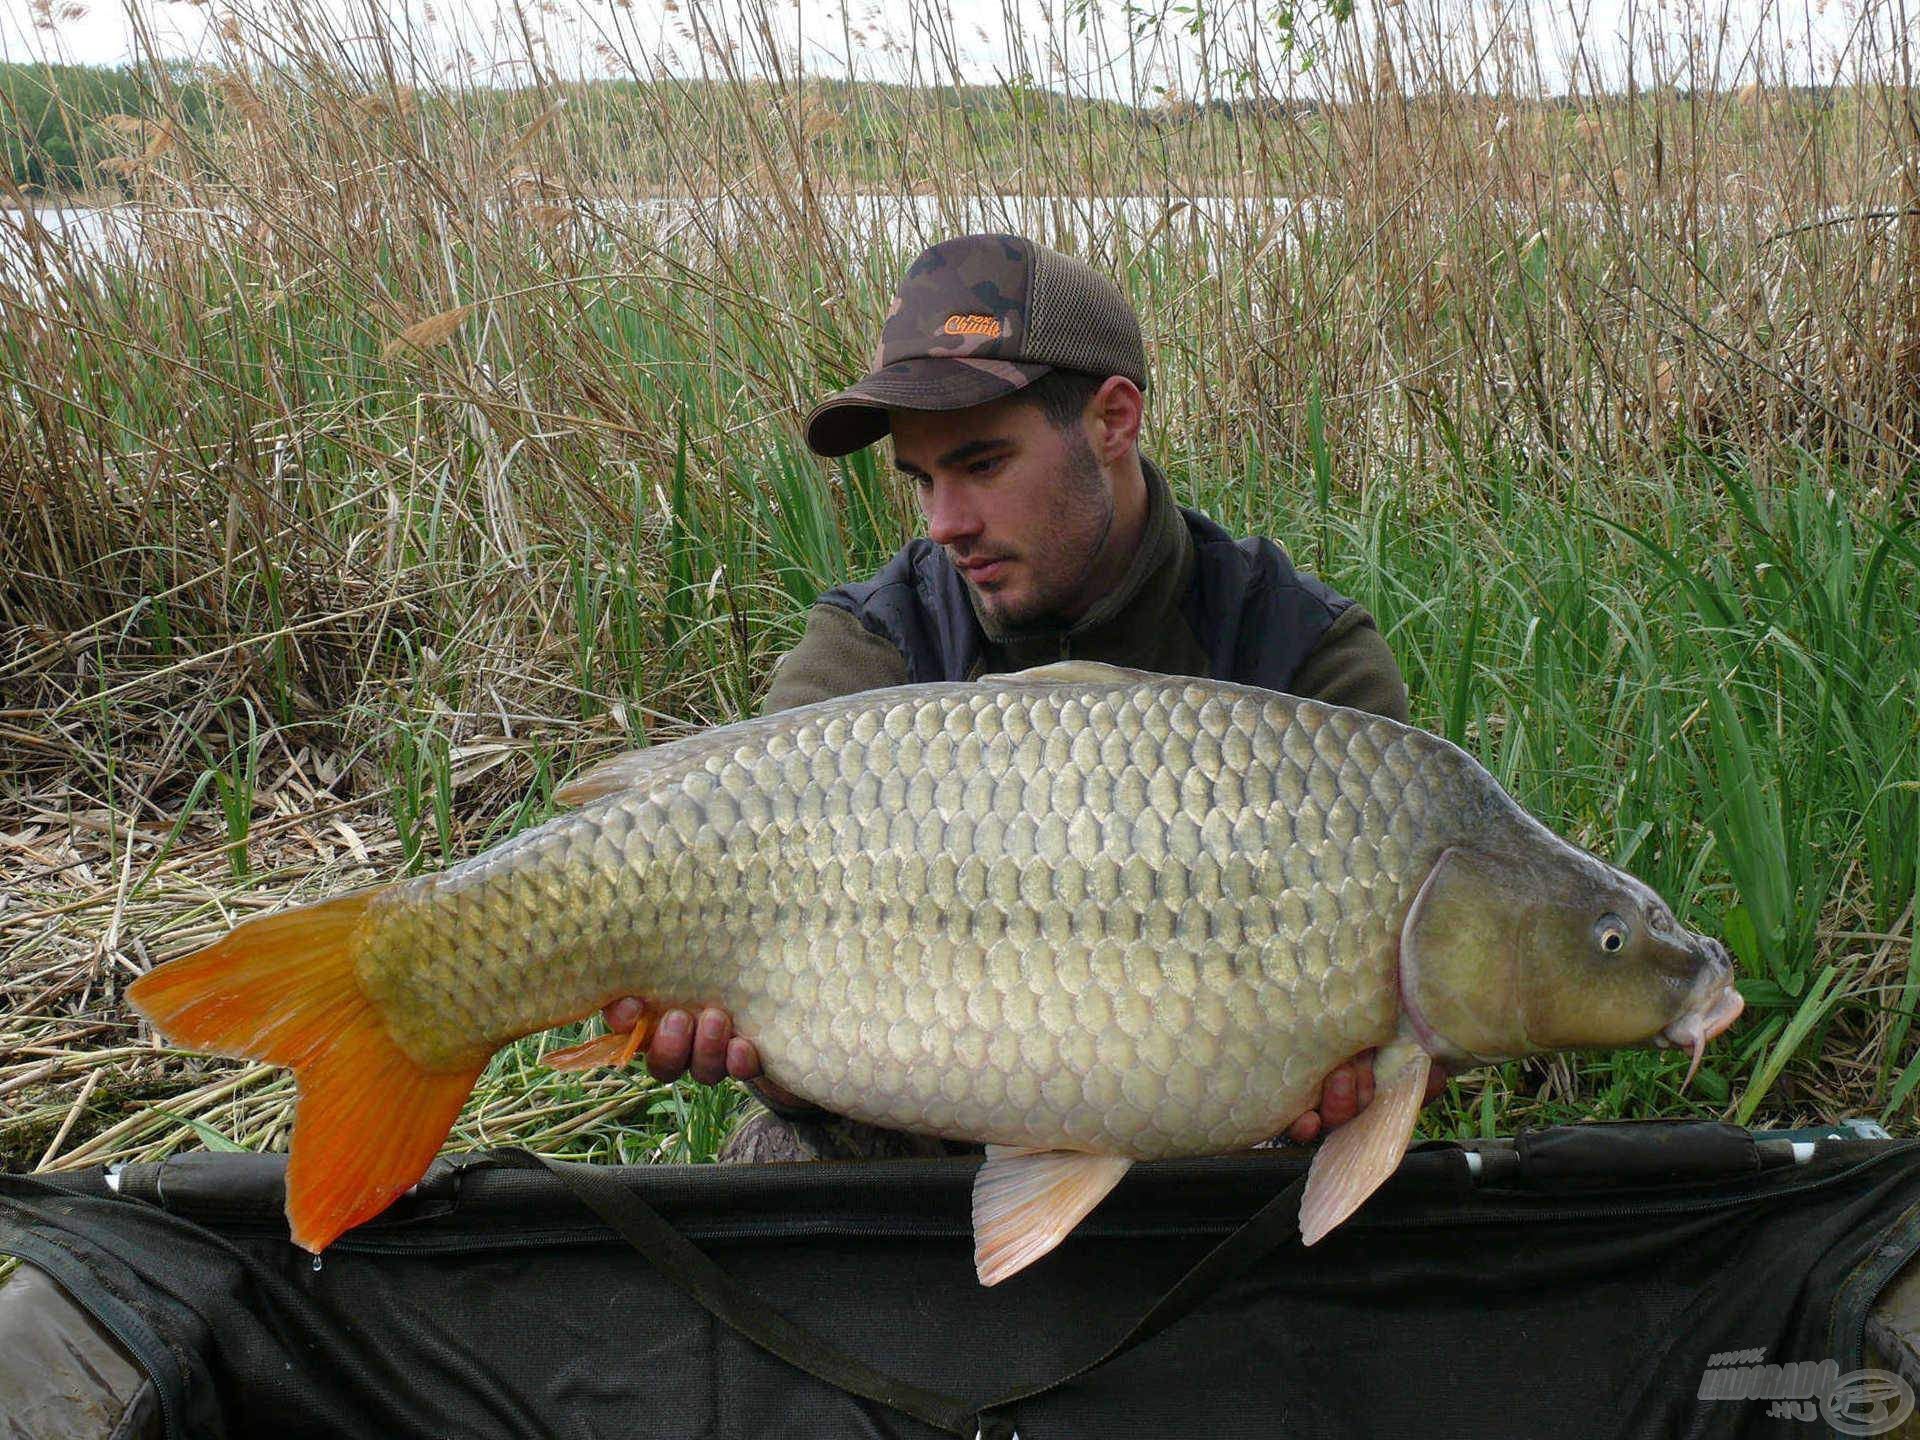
[1,0,1916,1172]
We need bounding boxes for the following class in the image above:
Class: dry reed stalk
[141,118,183,161]
[35,1066,104,1168]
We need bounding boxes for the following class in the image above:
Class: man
[602,232,1444,1159]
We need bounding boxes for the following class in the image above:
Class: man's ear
[1086,376,1143,462]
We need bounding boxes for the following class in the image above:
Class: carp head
[1398,843,1743,1086]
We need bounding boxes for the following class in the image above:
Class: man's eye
[970,457,1002,475]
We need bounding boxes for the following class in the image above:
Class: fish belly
[356,677,1453,1153]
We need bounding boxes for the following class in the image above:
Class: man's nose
[921,482,982,547]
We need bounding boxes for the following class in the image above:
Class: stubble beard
[975,430,1115,637]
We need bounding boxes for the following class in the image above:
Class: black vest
[817,506,1355,690]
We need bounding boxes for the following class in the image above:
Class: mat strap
[495,1149,1308,1438]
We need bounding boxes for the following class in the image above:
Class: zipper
[0,1230,186,1440]
[1832,1189,1920,1404]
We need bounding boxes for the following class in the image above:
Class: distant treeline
[4,63,143,193]
[1,61,1137,195]
[0,57,1857,198]
[0,62,213,194]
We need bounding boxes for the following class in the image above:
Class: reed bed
[2,0,1916,1177]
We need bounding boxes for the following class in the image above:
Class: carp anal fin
[1298,1037,1431,1246]
[545,1006,657,1071]
[971,1147,1133,1286]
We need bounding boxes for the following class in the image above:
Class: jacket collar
[964,454,1192,670]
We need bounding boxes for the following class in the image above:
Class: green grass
[1186,443,1920,1133]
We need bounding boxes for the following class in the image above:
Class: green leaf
[1734,976,1790,1010]
[1445,569,1481,748]
[1307,376,1331,568]
[1700,685,1793,984]
[150,1108,249,1153]
[1882,1047,1920,1127]
[1722,905,1760,977]
[1734,965,1843,1126]
[1691,1067,1730,1103]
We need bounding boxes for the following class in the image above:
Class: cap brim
[804,356,1053,457]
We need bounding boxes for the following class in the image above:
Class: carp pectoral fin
[545,1009,656,1071]
[971,1147,1133,1287]
[1298,1038,1431,1247]
[1004,661,1146,685]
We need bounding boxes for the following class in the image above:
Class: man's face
[888,391,1116,633]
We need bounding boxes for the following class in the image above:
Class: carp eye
[1594,914,1629,955]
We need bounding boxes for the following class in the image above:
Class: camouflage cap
[804,233,1148,457]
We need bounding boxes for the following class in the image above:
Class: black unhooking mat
[3,1122,1919,1440]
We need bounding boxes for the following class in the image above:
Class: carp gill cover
[129,662,1744,1284]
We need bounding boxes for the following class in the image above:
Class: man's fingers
[725,1036,760,1081]
[1281,1081,1325,1143]
[1319,1064,1359,1129]
[648,1008,765,1088]
[645,1009,694,1083]
[689,1008,731,1086]
[728,1040,809,1109]
[1279,1052,1445,1147]
[603,996,644,1033]
[1284,1110,1321,1143]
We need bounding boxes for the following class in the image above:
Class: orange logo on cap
[943,313,1001,337]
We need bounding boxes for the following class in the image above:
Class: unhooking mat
[3,1120,1919,1439]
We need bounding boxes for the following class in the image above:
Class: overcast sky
[0,0,1895,99]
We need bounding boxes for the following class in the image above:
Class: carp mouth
[1659,946,1745,1091]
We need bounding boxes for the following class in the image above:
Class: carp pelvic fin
[1299,1036,1431,1247]
[545,1007,657,1071]
[127,888,484,1254]
[971,1147,1133,1286]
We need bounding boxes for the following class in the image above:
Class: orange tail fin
[127,888,484,1254]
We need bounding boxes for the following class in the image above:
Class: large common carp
[130,662,1743,1283]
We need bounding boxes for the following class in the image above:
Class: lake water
[0,204,148,283]
[2,186,1801,295]
[0,191,1326,285]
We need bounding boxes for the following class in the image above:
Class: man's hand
[601,997,806,1109]
[1281,1050,1451,1143]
